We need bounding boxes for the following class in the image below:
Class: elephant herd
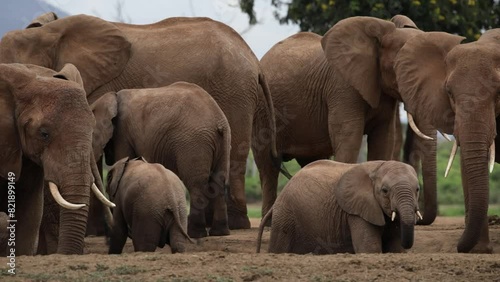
[0,12,499,256]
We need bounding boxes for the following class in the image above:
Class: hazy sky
[44,0,299,59]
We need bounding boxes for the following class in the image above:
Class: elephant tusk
[48,182,86,210]
[407,113,434,141]
[416,211,423,221]
[439,131,452,142]
[91,183,116,208]
[489,142,495,174]
[444,141,458,178]
[391,211,396,221]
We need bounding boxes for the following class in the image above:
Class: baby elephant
[107,157,192,254]
[257,160,421,254]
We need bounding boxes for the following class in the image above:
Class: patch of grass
[68,264,88,271]
[247,205,261,218]
[206,274,234,282]
[114,265,144,275]
[95,264,109,272]
[21,273,66,281]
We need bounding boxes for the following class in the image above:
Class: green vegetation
[240,0,500,41]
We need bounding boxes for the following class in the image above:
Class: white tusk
[416,211,423,221]
[439,131,452,142]
[48,182,86,210]
[391,211,396,221]
[444,141,458,178]
[407,113,434,140]
[91,183,116,208]
[489,142,495,174]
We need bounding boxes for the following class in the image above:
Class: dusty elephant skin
[395,29,500,253]
[254,15,439,227]
[0,63,112,255]
[257,160,420,254]
[106,157,191,254]
[0,13,277,230]
[94,82,231,238]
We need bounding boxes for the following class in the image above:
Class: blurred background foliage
[239,0,500,41]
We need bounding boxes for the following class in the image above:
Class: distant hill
[1,0,68,36]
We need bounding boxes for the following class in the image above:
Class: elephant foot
[209,226,230,236]
[227,213,250,229]
[469,241,493,254]
[188,226,208,239]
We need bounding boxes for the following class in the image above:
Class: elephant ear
[26,12,58,28]
[390,15,418,29]
[90,92,118,160]
[321,17,395,108]
[334,165,385,226]
[42,14,131,95]
[478,29,500,45]
[395,32,464,132]
[0,64,38,179]
[107,157,130,200]
[53,63,85,89]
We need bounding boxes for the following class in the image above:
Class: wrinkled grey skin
[107,157,191,254]
[257,160,420,254]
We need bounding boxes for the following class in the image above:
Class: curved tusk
[439,131,452,142]
[91,183,116,208]
[391,211,396,221]
[489,142,495,174]
[444,141,458,178]
[416,211,423,221]
[48,182,86,210]
[407,113,434,140]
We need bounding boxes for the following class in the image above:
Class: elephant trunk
[418,129,437,225]
[56,182,91,254]
[456,134,490,253]
[395,191,416,249]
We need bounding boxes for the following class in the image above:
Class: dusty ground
[3,217,500,281]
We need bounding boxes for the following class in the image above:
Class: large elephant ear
[53,63,84,89]
[90,92,118,160]
[395,32,464,132]
[478,28,500,44]
[107,157,130,200]
[26,12,58,28]
[390,15,418,29]
[41,14,131,95]
[0,64,38,179]
[334,164,385,226]
[321,17,395,108]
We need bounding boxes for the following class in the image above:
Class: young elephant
[96,82,231,238]
[107,157,191,254]
[257,160,421,254]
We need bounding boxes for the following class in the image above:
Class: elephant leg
[37,184,60,255]
[108,209,128,254]
[208,189,230,236]
[381,223,404,253]
[348,215,383,253]
[226,115,252,230]
[252,143,280,226]
[187,188,209,238]
[328,119,364,163]
[13,165,44,256]
[131,222,160,252]
[169,222,187,253]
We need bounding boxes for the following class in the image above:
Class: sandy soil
[3,217,500,281]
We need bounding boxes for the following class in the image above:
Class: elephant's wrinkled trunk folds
[456,134,490,253]
[395,192,416,249]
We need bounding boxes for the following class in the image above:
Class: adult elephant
[395,29,500,253]
[253,15,439,225]
[0,12,276,229]
[0,63,113,255]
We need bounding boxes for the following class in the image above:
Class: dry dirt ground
[3,217,500,281]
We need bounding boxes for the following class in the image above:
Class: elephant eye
[381,186,389,194]
[40,128,50,141]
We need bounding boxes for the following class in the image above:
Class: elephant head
[395,29,500,252]
[335,161,420,249]
[0,63,114,254]
[0,13,131,96]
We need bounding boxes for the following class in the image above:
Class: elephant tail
[258,72,278,159]
[170,209,196,244]
[256,207,273,253]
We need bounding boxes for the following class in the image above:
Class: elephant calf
[94,82,231,238]
[257,160,421,254]
[107,157,192,254]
